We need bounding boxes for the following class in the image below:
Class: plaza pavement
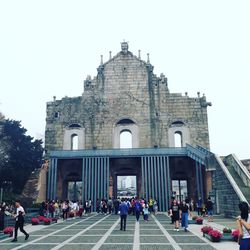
[0,213,238,250]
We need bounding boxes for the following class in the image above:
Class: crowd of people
[169,196,214,232]
[1,197,250,248]
[37,197,158,220]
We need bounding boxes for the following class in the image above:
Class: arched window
[71,134,78,150]
[174,131,182,147]
[120,130,132,149]
[54,112,59,118]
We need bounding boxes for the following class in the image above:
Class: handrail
[214,154,249,205]
[196,145,213,156]
[224,154,250,187]
[49,147,188,158]
[186,144,207,165]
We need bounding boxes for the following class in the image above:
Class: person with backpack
[119,198,129,231]
[134,198,142,222]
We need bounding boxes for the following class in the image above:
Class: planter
[205,233,221,242]
[210,236,221,242]
[43,218,52,225]
[188,219,203,225]
[222,233,234,241]
[0,233,9,240]
[188,220,197,224]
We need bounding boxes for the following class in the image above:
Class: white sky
[0,0,249,159]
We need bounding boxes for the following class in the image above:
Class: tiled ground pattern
[0,214,216,250]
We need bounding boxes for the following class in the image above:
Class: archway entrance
[117,175,137,198]
[109,157,141,199]
[67,181,82,201]
[172,179,188,202]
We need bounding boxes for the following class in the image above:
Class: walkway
[0,214,238,250]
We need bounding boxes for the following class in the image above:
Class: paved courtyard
[0,214,238,250]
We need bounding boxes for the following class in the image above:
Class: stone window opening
[120,130,132,149]
[71,134,79,150]
[54,112,59,118]
[171,121,184,127]
[117,119,135,125]
[69,123,81,128]
[174,131,182,147]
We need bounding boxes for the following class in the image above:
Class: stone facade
[45,42,211,153]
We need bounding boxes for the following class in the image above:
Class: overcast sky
[0,0,249,159]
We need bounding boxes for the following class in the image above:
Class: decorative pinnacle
[138,50,141,59]
[109,51,112,60]
[100,55,103,65]
[121,41,129,54]
[147,53,150,63]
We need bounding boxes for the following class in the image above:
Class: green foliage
[0,119,43,194]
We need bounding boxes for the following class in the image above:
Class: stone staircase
[223,156,250,203]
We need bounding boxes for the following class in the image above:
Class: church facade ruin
[44,42,214,211]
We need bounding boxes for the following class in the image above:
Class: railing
[186,144,207,165]
[224,154,250,187]
[50,147,188,158]
[214,154,249,204]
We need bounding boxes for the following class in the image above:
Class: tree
[0,119,43,194]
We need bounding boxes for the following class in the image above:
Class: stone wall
[45,43,211,153]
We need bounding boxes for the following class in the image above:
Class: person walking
[196,197,202,216]
[134,199,142,222]
[180,200,189,232]
[119,198,129,231]
[143,203,150,221]
[170,199,180,231]
[206,197,214,222]
[11,200,29,242]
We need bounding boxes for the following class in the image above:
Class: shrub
[3,227,14,237]
[43,218,51,225]
[201,226,213,234]
[38,216,46,222]
[31,218,39,225]
[196,217,203,224]
[232,229,239,241]
[223,227,232,233]
[208,229,222,239]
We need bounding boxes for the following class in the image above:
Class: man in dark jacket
[119,198,129,231]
